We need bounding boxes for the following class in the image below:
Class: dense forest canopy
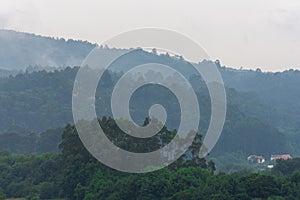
[0,120,300,200]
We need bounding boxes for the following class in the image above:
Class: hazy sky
[1,0,300,71]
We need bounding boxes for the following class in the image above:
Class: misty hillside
[0,66,289,160]
[0,29,96,70]
[0,29,299,168]
[3,1,300,199]
[1,29,298,134]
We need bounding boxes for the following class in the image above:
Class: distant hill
[0,66,289,159]
[0,68,19,77]
[0,29,299,164]
[0,29,298,132]
[221,67,300,131]
[0,29,96,70]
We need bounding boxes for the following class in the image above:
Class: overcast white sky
[0,0,300,71]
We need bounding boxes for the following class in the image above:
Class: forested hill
[0,29,299,135]
[0,29,299,131]
[0,30,299,169]
[221,66,300,131]
[0,29,96,70]
[0,66,289,161]
[220,67,300,155]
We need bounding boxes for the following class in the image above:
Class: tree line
[0,118,299,199]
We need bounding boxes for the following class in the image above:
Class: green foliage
[240,174,280,198]
[0,127,63,154]
[0,121,299,199]
[0,191,5,200]
[272,158,300,175]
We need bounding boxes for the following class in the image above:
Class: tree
[208,160,216,173]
